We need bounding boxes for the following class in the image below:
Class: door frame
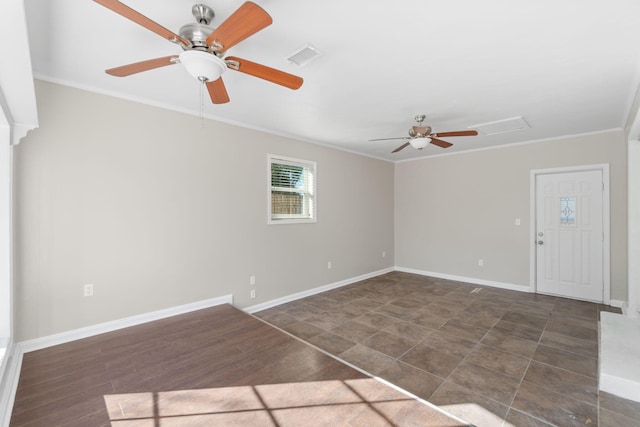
[529,164,611,304]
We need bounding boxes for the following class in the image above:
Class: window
[268,155,316,224]
[560,197,576,226]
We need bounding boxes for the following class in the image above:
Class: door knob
[537,240,544,245]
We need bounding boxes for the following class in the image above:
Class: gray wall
[395,131,628,300]
[15,81,629,342]
[13,81,395,341]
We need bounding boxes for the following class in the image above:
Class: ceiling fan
[370,115,478,153]
[93,0,303,104]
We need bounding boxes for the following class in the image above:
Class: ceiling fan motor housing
[409,125,431,138]
[179,4,218,53]
[179,23,215,50]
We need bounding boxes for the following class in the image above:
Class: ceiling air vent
[287,45,321,67]
[471,116,530,136]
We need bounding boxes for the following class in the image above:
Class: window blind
[268,156,316,223]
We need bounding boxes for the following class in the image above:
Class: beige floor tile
[339,344,395,375]
[511,381,597,427]
[447,361,521,406]
[400,343,463,379]
[430,381,509,427]
[599,391,640,423]
[538,330,598,358]
[532,344,597,378]
[523,361,597,405]
[378,361,443,401]
[307,331,357,355]
[361,330,421,358]
[480,330,538,358]
[465,344,529,379]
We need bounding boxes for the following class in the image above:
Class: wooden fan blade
[392,142,411,153]
[369,137,408,141]
[206,78,230,104]
[226,56,303,89]
[430,138,453,148]
[431,130,478,137]
[205,2,272,52]
[106,55,178,77]
[93,0,189,46]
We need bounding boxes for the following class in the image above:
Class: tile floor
[255,271,640,426]
[12,304,469,426]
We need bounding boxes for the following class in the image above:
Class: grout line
[502,297,560,421]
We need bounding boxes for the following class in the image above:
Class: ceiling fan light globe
[409,138,430,150]
[179,50,226,82]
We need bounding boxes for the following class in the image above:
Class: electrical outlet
[327,261,332,269]
[83,284,94,297]
[382,251,386,258]
[515,218,521,226]
[250,275,256,286]
[250,289,256,299]
[478,259,484,267]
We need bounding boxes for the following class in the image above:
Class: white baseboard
[600,372,640,402]
[0,342,22,427]
[244,267,395,314]
[19,294,233,354]
[394,266,531,293]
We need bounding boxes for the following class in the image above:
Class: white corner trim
[611,299,625,310]
[11,123,38,146]
[243,267,394,314]
[0,342,22,427]
[619,301,639,318]
[19,295,233,354]
[394,266,531,293]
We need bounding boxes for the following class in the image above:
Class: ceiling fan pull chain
[199,77,206,128]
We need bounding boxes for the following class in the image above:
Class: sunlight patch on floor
[439,403,505,426]
[103,378,459,426]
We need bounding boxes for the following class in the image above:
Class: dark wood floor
[256,272,640,427]
[9,304,465,426]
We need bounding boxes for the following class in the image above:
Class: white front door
[535,170,605,302]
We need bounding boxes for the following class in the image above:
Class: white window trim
[267,154,316,225]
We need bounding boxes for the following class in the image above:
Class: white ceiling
[24,0,640,161]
